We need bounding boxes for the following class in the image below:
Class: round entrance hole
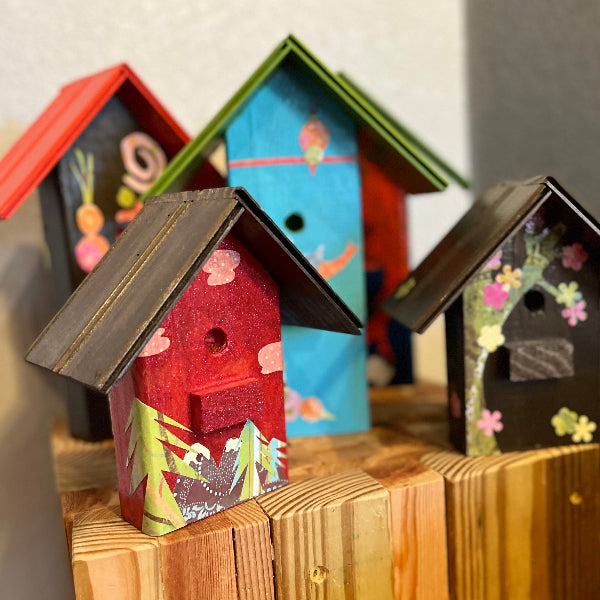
[524,289,545,313]
[204,328,228,354]
[284,213,305,232]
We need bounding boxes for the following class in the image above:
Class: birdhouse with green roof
[147,35,452,437]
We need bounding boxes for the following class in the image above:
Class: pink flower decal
[258,342,283,374]
[483,250,503,271]
[562,243,588,271]
[284,386,302,422]
[561,300,588,326]
[477,409,504,436]
[450,392,462,418]
[140,328,170,357]
[202,250,240,285]
[483,281,510,309]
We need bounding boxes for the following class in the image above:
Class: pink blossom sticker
[284,386,302,422]
[450,392,462,419]
[561,300,588,326]
[477,409,503,436]
[562,243,588,271]
[483,281,509,309]
[483,250,503,271]
[258,342,283,374]
[202,250,240,285]
[140,328,170,357]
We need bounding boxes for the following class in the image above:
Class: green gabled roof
[337,73,470,189]
[146,35,448,198]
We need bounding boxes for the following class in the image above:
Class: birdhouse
[144,35,453,437]
[383,176,600,455]
[27,187,361,535]
[0,63,223,440]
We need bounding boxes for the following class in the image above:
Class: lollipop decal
[115,132,167,226]
[120,132,167,194]
[298,108,330,175]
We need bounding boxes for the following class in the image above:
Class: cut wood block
[52,420,116,492]
[289,427,449,600]
[158,510,237,600]
[62,486,275,600]
[157,500,275,600]
[423,445,600,600]
[369,382,451,447]
[368,460,449,600]
[68,488,163,600]
[227,500,275,600]
[61,485,119,557]
[257,470,394,600]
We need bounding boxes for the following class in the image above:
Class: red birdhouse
[27,187,360,535]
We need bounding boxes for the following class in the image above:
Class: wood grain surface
[257,470,394,600]
[66,487,163,600]
[54,383,600,600]
[423,444,600,600]
[52,420,116,493]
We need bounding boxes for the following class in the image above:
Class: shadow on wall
[466,1,600,204]
[0,188,75,598]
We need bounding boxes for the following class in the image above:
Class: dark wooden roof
[27,187,361,393]
[382,175,600,333]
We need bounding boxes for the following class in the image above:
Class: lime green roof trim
[146,35,448,198]
[338,73,470,189]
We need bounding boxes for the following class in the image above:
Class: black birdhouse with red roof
[0,64,223,440]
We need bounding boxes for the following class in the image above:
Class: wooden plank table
[54,383,600,599]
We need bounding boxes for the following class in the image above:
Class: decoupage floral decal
[551,407,596,443]
[482,250,503,271]
[258,342,284,374]
[562,243,588,271]
[203,250,241,285]
[450,391,462,418]
[483,282,510,309]
[556,281,581,306]
[284,384,334,423]
[562,301,587,326]
[496,265,522,290]
[462,208,590,455]
[477,324,505,352]
[477,409,503,436]
[139,328,170,357]
[555,282,588,326]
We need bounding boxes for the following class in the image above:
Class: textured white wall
[0,2,469,597]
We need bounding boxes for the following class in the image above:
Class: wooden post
[53,384,600,599]
[62,487,276,600]
[63,487,163,600]
[52,421,116,493]
[257,470,394,600]
[288,427,449,600]
[423,445,600,600]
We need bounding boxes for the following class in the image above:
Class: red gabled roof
[0,64,190,219]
